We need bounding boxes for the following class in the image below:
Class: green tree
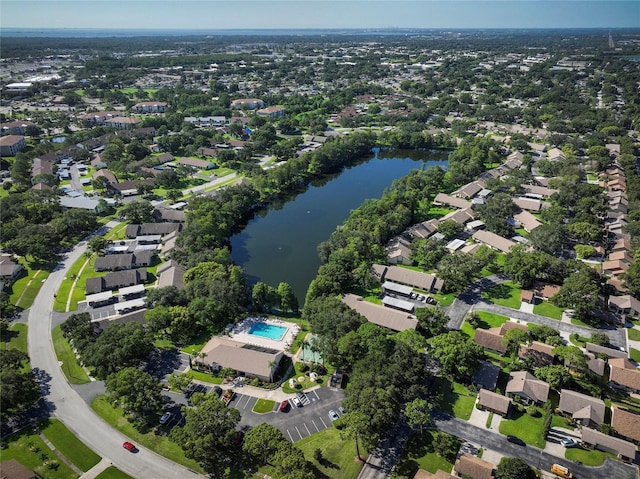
[534,365,572,390]
[405,398,433,435]
[105,367,163,420]
[119,200,154,224]
[88,236,108,254]
[415,307,449,337]
[501,328,529,356]
[476,192,518,236]
[0,350,40,417]
[277,282,299,313]
[339,410,372,461]
[170,392,240,476]
[167,372,193,392]
[622,262,640,298]
[494,457,535,479]
[552,269,601,319]
[432,432,460,462]
[436,252,483,293]
[252,282,278,312]
[242,423,287,465]
[429,331,484,380]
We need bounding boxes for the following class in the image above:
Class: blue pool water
[248,323,288,341]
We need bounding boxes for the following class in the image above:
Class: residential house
[608,295,640,317]
[257,106,286,118]
[478,389,512,416]
[452,181,484,199]
[131,101,167,113]
[409,219,439,239]
[611,405,640,443]
[93,251,155,272]
[198,336,283,382]
[231,98,265,110]
[612,238,632,253]
[518,341,555,366]
[157,260,186,289]
[77,111,122,125]
[585,342,628,359]
[0,135,27,156]
[153,207,186,223]
[0,459,37,479]
[371,264,443,292]
[608,251,634,265]
[433,193,472,210]
[587,355,607,378]
[513,210,542,232]
[126,223,181,238]
[605,144,621,158]
[608,358,640,394]
[602,259,629,277]
[31,182,53,191]
[107,179,154,196]
[0,256,23,290]
[440,208,475,225]
[454,454,494,479]
[513,196,543,212]
[92,169,118,184]
[547,147,565,161]
[178,157,217,170]
[521,184,558,198]
[506,371,550,404]
[580,427,636,462]
[533,283,561,301]
[386,237,413,265]
[32,158,53,178]
[521,290,535,304]
[342,294,418,332]
[413,470,455,479]
[472,230,515,253]
[557,389,605,427]
[104,117,142,130]
[0,119,36,135]
[474,328,507,355]
[471,360,501,391]
[85,269,148,295]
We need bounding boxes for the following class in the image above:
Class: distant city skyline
[1,1,639,30]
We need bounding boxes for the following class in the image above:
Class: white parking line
[312,390,320,401]
[241,396,252,409]
[318,416,327,428]
[311,419,320,432]
[287,430,294,442]
[304,423,311,436]
[295,425,303,440]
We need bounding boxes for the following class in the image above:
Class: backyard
[40,419,101,472]
[433,378,476,420]
[461,311,509,337]
[391,430,458,478]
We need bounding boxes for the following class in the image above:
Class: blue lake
[231,148,448,304]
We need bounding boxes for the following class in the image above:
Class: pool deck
[228,316,299,352]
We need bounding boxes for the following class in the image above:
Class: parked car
[122,441,136,452]
[561,438,578,448]
[232,430,245,445]
[291,396,302,408]
[211,386,222,397]
[338,406,346,415]
[328,410,340,421]
[410,292,418,299]
[417,295,425,301]
[507,435,525,446]
[159,412,173,425]
[279,400,289,412]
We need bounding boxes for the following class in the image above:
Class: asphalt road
[28,230,204,479]
[434,414,637,479]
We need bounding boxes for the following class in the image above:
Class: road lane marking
[311,419,320,432]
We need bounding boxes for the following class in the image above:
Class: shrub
[526,406,540,417]
[310,364,327,375]
[299,363,310,373]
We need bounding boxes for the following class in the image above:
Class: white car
[329,410,339,421]
[159,412,173,425]
[291,396,302,408]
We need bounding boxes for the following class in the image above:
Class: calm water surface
[231,149,448,303]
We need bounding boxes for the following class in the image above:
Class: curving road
[28,230,204,479]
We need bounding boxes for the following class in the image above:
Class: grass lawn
[104,222,129,241]
[433,378,476,420]
[188,369,224,384]
[0,427,79,479]
[95,467,134,479]
[630,348,640,363]
[294,426,366,479]
[40,419,101,472]
[430,292,455,307]
[391,431,457,478]
[9,258,51,309]
[498,408,546,448]
[551,414,574,430]
[461,311,509,338]
[181,331,213,355]
[282,361,326,393]
[533,301,564,320]
[252,399,276,414]
[91,395,204,473]
[54,253,96,312]
[52,326,91,384]
[565,447,614,466]
[428,206,453,219]
[481,281,522,309]
[5,322,28,353]
[627,328,640,341]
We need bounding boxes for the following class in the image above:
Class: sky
[1,0,639,30]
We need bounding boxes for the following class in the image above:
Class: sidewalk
[79,458,112,479]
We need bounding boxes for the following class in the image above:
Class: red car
[122,441,136,452]
[279,400,289,412]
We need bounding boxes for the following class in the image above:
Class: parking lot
[230,386,346,442]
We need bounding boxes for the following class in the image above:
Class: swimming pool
[248,322,288,341]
